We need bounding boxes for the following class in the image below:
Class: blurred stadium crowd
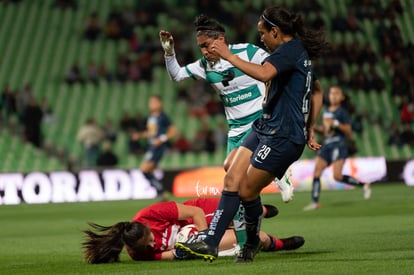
[0,0,413,172]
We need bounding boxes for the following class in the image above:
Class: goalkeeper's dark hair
[260,6,330,59]
[82,221,151,264]
[194,14,225,39]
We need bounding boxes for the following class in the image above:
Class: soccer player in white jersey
[159,15,293,204]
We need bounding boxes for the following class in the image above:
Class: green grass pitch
[1,183,413,275]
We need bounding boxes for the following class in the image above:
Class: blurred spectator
[191,120,216,153]
[120,5,135,39]
[40,97,56,124]
[96,140,119,168]
[312,12,325,30]
[358,43,377,65]
[65,64,84,85]
[99,64,113,82]
[348,67,367,90]
[115,55,129,82]
[351,113,364,135]
[87,61,100,85]
[399,96,414,124]
[102,118,117,143]
[365,65,385,92]
[21,97,43,148]
[173,133,191,155]
[128,60,141,82]
[15,83,33,115]
[84,12,101,41]
[119,110,135,132]
[345,12,359,32]
[53,0,77,9]
[1,84,17,119]
[205,96,224,117]
[2,0,23,3]
[331,13,348,32]
[105,13,122,40]
[204,129,216,154]
[400,123,414,146]
[76,117,104,168]
[191,128,207,153]
[387,122,402,146]
[138,50,154,82]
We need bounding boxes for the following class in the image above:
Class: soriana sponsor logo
[172,167,279,197]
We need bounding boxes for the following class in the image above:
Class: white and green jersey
[165,43,268,141]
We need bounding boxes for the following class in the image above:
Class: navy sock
[143,173,164,194]
[342,175,364,187]
[312,177,321,203]
[242,197,263,246]
[204,191,240,247]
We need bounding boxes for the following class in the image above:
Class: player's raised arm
[159,30,192,81]
[159,30,175,56]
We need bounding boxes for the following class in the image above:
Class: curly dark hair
[260,6,330,59]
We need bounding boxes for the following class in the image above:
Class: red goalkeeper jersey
[128,197,220,260]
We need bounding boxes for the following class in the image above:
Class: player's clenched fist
[159,30,175,56]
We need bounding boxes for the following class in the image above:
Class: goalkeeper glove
[160,32,175,56]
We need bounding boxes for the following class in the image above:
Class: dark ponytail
[82,221,149,264]
[261,6,330,59]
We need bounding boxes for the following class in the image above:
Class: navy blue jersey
[146,112,171,142]
[322,106,351,144]
[316,106,351,164]
[253,39,313,145]
[143,112,171,164]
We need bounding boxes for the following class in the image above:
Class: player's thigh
[224,147,252,192]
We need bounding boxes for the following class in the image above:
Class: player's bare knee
[223,172,241,191]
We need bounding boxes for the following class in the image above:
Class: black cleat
[235,242,262,263]
[175,241,218,262]
[280,236,305,250]
[263,204,279,218]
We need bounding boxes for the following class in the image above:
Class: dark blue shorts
[242,129,305,179]
[318,140,348,165]
[143,144,168,164]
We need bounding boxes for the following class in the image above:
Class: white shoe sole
[275,169,294,203]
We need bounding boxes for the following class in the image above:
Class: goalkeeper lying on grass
[82,197,304,263]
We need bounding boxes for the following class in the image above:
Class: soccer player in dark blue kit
[138,95,177,201]
[175,6,330,262]
[303,86,371,211]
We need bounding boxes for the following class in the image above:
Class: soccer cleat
[235,242,262,263]
[175,241,218,262]
[275,168,294,203]
[263,204,279,218]
[279,236,305,250]
[303,202,321,211]
[363,183,371,200]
